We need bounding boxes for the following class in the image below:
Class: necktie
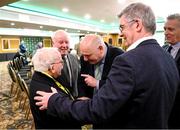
[62,56,72,87]
[168,46,173,53]
[94,62,103,94]
[95,64,102,80]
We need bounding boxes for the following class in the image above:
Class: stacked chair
[7,56,34,129]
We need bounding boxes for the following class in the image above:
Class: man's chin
[61,51,68,56]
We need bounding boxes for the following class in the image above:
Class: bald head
[80,34,104,49]
[51,30,70,56]
[80,34,105,64]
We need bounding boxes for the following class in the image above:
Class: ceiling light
[84,14,91,19]
[22,0,29,2]
[62,8,69,13]
[65,29,68,32]
[40,26,43,29]
[77,30,80,33]
[10,23,15,26]
[100,19,105,23]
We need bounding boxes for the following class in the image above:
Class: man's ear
[136,19,143,32]
[49,65,55,73]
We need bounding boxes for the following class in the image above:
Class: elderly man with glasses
[29,47,81,129]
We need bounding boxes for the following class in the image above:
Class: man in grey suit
[34,3,179,129]
[51,30,79,97]
[164,13,180,128]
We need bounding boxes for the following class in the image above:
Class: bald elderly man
[78,34,124,98]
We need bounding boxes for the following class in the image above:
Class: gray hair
[118,2,156,34]
[167,13,180,27]
[32,47,61,72]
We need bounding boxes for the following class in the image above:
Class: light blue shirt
[96,45,107,89]
[170,42,180,59]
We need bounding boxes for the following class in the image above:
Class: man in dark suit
[51,30,79,97]
[78,34,124,98]
[163,13,180,128]
[29,48,81,129]
[34,3,179,129]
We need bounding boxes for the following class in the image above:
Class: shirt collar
[172,42,180,49]
[127,36,154,51]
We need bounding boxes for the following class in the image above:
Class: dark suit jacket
[29,71,81,129]
[164,46,180,128]
[47,39,179,129]
[78,43,124,98]
[57,53,80,97]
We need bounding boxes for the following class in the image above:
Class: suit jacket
[29,71,81,129]
[164,46,180,128]
[57,53,80,97]
[78,43,124,98]
[47,39,179,128]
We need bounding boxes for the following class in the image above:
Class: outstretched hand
[81,74,97,88]
[34,87,57,110]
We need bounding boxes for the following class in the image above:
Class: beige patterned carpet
[0,61,33,129]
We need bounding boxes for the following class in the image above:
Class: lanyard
[41,72,74,100]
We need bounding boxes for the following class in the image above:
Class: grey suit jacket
[56,53,80,97]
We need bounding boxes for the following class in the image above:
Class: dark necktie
[168,46,173,53]
[62,56,72,87]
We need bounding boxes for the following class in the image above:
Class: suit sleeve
[47,56,135,124]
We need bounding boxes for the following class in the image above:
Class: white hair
[51,30,70,44]
[32,47,61,72]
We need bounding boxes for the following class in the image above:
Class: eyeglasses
[119,20,137,33]
[52,60,64,65]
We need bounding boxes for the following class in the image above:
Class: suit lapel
[175,49,180,62]
[66,54,73,83]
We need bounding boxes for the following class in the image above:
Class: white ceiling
[0,0,180,34]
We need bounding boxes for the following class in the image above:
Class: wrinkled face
[119,15,137,47]
[51,58,64,78]
[80,44,103,64]
[53,35,70,56]
[164,19,180,45]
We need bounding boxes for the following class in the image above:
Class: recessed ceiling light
[100,19,105,23]
[10,23,15,26]
[40,26,43,29]
[84,14,91,19]
[65,29,68,32]
[62,8,69,13]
